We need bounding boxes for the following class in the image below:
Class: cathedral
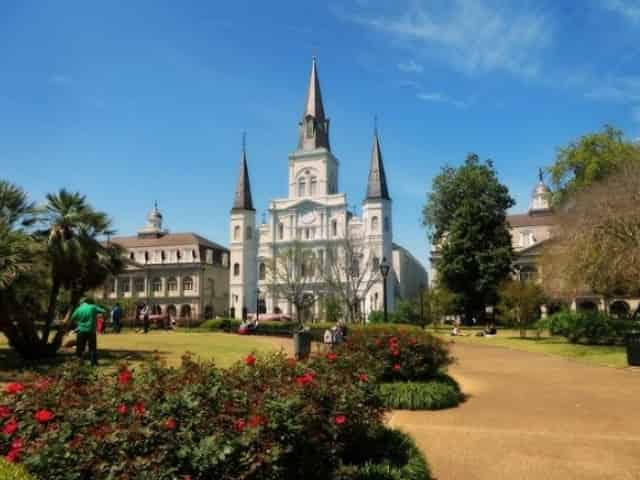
[228,59,427,321]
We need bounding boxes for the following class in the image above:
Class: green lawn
[432,327,629,368]
[0,331,292,382]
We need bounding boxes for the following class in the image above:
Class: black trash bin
[293,330,312,360]
[626,333,640,366]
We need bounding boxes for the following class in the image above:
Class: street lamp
[379,257,391,324]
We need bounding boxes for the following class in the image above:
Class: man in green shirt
[71,297,106,366]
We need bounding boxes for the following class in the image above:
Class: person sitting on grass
[71,297,106,367]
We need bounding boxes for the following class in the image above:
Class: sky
[2,0,640,268]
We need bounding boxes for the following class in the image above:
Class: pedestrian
[141,304,150,333]
[323,328,334,351]
[71,297,105,366]
[111,303,123,333]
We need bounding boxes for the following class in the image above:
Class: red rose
[5,448,20,463]
[10,437,23,450]
[2,419,18,435]
[358,373,369,382]
[244,354,256,366]
[391,348,400,357]
[133,402,145,415]
[233,419,246,432]
[34,409,55,424]
[326,352,337,362]
[334,415,347,425]
[5,383,24,395]
[248,415,265,429]
[393,363,401,372]
[118,368,133,385]
[295,372,315,387]
[117,404,128,415]
[165,418,177,430]
[0,406,12,419]
[409,338,417,346]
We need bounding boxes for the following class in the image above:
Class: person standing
[141,303,150,334]
[111,303,123,333]
[71,297,105,366]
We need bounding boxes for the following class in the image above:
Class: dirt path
[390,342,640,480]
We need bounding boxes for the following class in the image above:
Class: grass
[0,330,292,382]
[432,327,629,368]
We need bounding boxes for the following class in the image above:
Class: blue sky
[2,0,640,267]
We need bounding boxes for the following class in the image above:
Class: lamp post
[379,257,390,324]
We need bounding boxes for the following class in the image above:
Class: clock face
[301,210,316,225]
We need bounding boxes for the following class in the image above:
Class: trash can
[293,330,312,360]
[626,333,640,366]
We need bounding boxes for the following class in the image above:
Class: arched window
[259,262,266,280]
[233,225,240,241]
[310,177,317,195]
[151,278,162,293]
[278,222,284,240]
[331,219,338,237]
[222,253,229,267]
[180,304,192,319]
[167,277,177,292]
[306,117,314,138]
[371,216,379,232]
[298,179,306,197]
[144,251,149,263]
[233,263,240,277]
[129,252,134,260]
[192,249,197,260]
[246,226,252,240]
[161,250,166,262]
[183,276,194,291]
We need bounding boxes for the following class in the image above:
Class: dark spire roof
[365,129,391,201]
[232,136,255,212]
[298,57,331,151]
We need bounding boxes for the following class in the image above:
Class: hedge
[378,375,462,410]
[0,460,35,480]
[541,310,639,345]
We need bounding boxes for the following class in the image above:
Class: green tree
[0,182,124,358]
[548,125,640,205]
[423,154,515,322]
[422,284,459,327]
[497,279,545,338]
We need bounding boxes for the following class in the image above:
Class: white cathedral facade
[228,59,427,321]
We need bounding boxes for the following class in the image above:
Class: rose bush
[335,327,453,382]
[0,351,388,480]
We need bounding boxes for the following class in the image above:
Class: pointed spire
[298,57,330,151]
[232,133,255,212]
[365,127,391,201]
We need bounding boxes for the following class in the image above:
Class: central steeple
[298,57,331,152]
[365,128,391,201]
[232,134,255,212]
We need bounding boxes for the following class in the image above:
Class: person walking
[141,303,150,334]
[71,297,105,366]
[111,303,123,333]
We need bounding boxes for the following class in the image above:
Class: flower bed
[0,349,424,479]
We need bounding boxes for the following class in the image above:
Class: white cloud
[601,0,640,24]
[338,0,552,78]
[417,91,467,109]
[398,60,424,73]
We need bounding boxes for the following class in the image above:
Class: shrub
[200,317,241,332]
[336,327,453,382]
[378,375,462,410]
[0,460,36,480]
[336,427,431,480]
[544,310,638,345]
[0,351,386,480]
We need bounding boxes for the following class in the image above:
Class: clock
[301,210,316,225]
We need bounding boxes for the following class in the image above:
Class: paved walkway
[389,342,640,480]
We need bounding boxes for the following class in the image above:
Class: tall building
[99,204,230,321]
[229,59,428,320]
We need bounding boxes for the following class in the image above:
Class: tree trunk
[42,278,61,345]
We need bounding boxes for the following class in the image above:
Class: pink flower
[118,367,133,385]
[117,404,128,415]
[5,383,24,395]
[334,415,347,425]
[34,378,52,391]
[34,409,55,424]
[244,354,256,366]
[165,418,177,430]
[409,338,417,346]
[0,406,12,419]
[393,363,401,372]
[10,437,23,450]
[2,418,18,435]
[133,402,145,416]
[326,352,338,362]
